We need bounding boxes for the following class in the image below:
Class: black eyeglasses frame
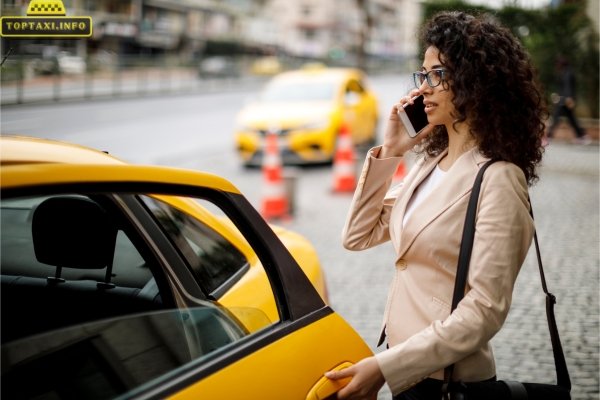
[413,69,446,89]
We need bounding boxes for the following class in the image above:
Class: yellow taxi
[0,136,372,399]
[234,66,379,166]
[249,56,283,76]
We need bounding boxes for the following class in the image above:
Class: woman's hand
[324,356,386,400]
[380,89,434,158]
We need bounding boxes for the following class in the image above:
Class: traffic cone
[392,160,406,184]
[261,131,289,220]
[332,124,357,193]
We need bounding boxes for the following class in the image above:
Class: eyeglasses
[413,69,446,88]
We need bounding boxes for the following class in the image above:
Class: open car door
[1,163,372,400]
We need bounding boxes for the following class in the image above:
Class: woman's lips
[424,101,437,113]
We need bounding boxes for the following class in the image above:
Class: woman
[325,11,546,400]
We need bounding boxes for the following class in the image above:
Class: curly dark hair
[419,11,547,185]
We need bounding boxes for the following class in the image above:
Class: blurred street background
[1,0,599,399]
[2,0,599,119]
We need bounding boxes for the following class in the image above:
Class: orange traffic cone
[392,160,406,184]
[332,124,357,193]
[261,131,289,220]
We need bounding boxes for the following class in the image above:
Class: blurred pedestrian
[325,11,546,400]
[545,56,591,145]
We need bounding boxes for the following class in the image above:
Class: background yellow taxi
[0,136,372,399]
[234,66,379,166]
[249,56,283,76]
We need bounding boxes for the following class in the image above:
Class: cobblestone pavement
[274,141,599,399]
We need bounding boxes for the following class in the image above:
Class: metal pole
[53,69,60,102]
[16,58,24,104]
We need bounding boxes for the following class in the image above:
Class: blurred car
[0,136,372,399]
[250,56,283,76]
[56,52,86,74]
[30,57,59,75]
[234,66,379,166]
[198,56,240,79]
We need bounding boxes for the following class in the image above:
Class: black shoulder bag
[441,160,571,400]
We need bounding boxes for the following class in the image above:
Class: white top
[402,164,447,228]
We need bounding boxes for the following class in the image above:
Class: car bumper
[243,149,333,167]
[236,130,336,166]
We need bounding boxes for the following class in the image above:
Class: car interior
[1,195,163,343]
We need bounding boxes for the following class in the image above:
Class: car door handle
[306,361,353,400]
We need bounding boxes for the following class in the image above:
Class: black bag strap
[529,208,571,390]
[441,160,495,398]
[442,160,571,397]
[449,161,494,312]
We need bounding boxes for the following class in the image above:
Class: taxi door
[1,163,373,400]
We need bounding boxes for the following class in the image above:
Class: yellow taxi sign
[27,0,66,16]
[0,0,92,38]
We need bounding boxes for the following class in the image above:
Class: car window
[2,307,257,400]
[0,195,151,288]
[346,79,365,94]
[140,195,249,298]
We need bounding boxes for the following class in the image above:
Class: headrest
[32,196,118,269]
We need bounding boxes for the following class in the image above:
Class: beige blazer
[342,146,534,395]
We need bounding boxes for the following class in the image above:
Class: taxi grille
[258,129,291,137]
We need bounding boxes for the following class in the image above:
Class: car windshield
[260,81,336,102]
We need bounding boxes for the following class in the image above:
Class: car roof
[0,136,124,166]
[0,136,242,194]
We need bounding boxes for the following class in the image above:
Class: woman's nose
[418,79,431,93]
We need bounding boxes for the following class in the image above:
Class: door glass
[140,195,279,328]
[141,196,249,296]
[1,306,268,400]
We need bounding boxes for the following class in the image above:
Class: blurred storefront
[1,0,420,70]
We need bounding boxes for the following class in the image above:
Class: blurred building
[1,0,421,67]
[261,0,421,63]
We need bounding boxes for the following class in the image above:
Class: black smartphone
[398,95,428,138]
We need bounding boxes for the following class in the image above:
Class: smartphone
[398,95,428,138]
